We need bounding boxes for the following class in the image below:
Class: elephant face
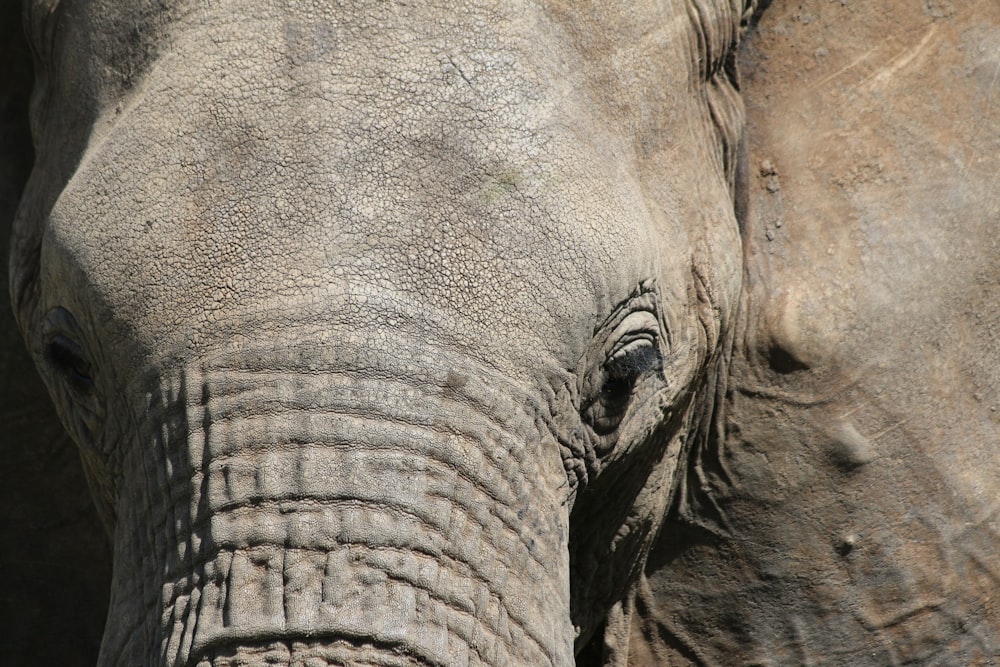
[12,1,750,665]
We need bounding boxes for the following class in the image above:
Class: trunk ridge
[100,357,574,667]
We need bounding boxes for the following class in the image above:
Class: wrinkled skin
[9,1,749,665]
[633,1,1000,664]
[3,1,998,666]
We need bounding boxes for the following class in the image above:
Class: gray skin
[632,2,1000,664]
[6,0,1000,666]
[10,0,750,665]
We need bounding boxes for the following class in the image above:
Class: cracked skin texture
[10,1,747,665]
[632,1,1000,665]
[2,0,999,665]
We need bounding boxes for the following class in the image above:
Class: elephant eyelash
[605,341,662,387]
[599,342,663,413]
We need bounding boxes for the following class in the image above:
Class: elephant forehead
[43,3,674,367]
[49,135,657,367]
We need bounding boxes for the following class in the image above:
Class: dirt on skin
[1,0,997,664]
[634,1,1000,665]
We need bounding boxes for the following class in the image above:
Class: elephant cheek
[98,363,574,667]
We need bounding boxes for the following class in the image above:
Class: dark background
[1,1,111,663]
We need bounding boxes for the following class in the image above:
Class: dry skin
[1,0,998,666]
[634,1,1000,664]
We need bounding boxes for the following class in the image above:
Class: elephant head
[11,0,755,665]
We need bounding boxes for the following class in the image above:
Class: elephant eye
[40,308,104,451]
[583,324,663,436]
[46,334,94,391]
[604,341,661,401]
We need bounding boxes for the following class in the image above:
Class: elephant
[8,0,755,664]
[1,0,998,666]
[632,2,1000,664]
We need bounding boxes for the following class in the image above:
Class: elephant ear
[0,3,111,664]
[635,1,1000,665]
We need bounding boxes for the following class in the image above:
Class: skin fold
[633,1,1000,664]
[2,0,997,665]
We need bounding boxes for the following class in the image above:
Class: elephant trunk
[97,346,574,667]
